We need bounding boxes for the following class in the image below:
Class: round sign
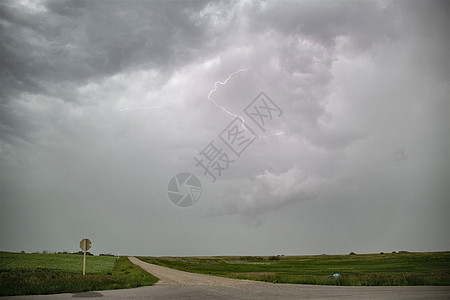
[167,172,202,207]
[80,238,91,251]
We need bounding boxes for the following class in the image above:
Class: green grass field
[0,252,158,296]
[139,252,450,286]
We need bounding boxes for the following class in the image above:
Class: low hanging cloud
[215,166,331,220]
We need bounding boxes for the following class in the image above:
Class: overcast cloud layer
[1,0,449,256]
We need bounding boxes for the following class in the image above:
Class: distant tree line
[21,250,117,256]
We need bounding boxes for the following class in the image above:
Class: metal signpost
[79,238,92,276]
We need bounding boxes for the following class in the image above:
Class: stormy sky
[1,0,448,256]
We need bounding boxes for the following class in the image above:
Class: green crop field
[0,252,158,296]
[139,251,450,286]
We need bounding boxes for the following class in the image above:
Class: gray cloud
[211,166,330,222]
[0,0,230,109]
[0,0,448,255]
[246,0,395,49]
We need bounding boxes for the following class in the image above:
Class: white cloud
[238,166,330,216]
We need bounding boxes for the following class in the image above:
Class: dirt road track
[128,256,269,287]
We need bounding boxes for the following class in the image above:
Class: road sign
[80,239,91,251]
[79,238,92,275]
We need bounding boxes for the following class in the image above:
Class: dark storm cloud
[0,0,223,149]
[253,0,396,148]
[0,0,214,103]
[0,0,448,255]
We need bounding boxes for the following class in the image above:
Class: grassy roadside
[139,251,450,286]
[0,252,158,296]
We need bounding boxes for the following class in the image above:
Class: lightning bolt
[265,130,285,137]
[115,68,249,112]
[207,68,248,123]
[113,69,249,113]
[112,67,285,138]
[207,68,285,138]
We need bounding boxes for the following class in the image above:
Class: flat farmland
[139,251,450,286]
[0,252,158,296]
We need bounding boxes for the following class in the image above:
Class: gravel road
[128,256,268,287]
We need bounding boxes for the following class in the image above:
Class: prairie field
[139,251,450,286]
